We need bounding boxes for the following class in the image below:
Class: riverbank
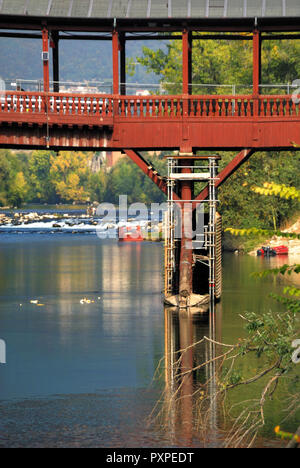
[223,217,300,256]
[248,218,300,256]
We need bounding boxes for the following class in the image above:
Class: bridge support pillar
[179,159,193,305]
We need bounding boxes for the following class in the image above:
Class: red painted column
[182,29,192,95]
[253,29,261,115]
[182,29,192,122]
[182,29,189,95]
[42,27,50,93]
[179,160,193,300]
[112,29,119,95]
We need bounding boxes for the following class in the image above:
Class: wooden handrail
[0,91,298,120]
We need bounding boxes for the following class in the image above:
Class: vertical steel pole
[120,32,126,95]
[52,31,59,93]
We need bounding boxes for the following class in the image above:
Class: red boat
[257,245,288,256]
[118,225,144,242]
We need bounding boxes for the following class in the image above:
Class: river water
[0,229,299,447]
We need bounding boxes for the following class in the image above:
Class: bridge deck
[1,91,300,150]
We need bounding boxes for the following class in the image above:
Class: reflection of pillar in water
[178,312,194,446]
[208,303,217,432]
[163,303,222,446]
[164,308,177,442]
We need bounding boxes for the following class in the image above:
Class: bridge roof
[0,1,300,33]
[0,0,299,20]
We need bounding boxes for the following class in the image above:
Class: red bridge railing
[0,91,299,122]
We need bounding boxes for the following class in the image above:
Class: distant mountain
[0,36,165,88]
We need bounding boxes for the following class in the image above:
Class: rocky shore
[0,211,98,228]
[0,210,163,239]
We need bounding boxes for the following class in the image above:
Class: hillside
[0,36,164,85]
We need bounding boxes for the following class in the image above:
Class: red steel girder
[124,149,181,200]
[193,149,255,205]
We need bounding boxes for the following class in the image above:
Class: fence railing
[0,92,114,118]
[2,79,299,96]
[1,91,300,119]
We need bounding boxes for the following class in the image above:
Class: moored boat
[257,245,288,256]
[118,225,144,242]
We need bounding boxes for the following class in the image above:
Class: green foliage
[50,151,92,202]
[8,171,28,208]
[252,264,300,278]
[28,150,56,203]
[138,35,300,91]
[218,151,300,231]
[0,149,167,207]
[225,227,300,239]
[0,149,30,207]
[252,264,300,315]
[252,182,300,201]
[240,308,297,373]
[104,155,166,205]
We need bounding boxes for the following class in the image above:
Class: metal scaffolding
[164,155,219,301]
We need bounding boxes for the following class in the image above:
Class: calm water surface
[0,233,298,447]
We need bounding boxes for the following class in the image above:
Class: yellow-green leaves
[252,182,300,201]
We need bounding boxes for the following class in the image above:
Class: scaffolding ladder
[207,157,218,299]
[164,158,176,297]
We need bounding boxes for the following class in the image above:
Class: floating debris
[80,298,95,305]
[30,299,45,306]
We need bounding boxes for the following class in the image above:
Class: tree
[8,171,28,207]
[28,150,56,203]
[87,171,107,203]
[0,149,30,207]
[50,151,92,202]
[104,154,167,205]
[0,150,12,206]
[137,36,300,92]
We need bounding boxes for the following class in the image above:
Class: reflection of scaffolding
[164,158,176,297]
[164,156,219,301]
